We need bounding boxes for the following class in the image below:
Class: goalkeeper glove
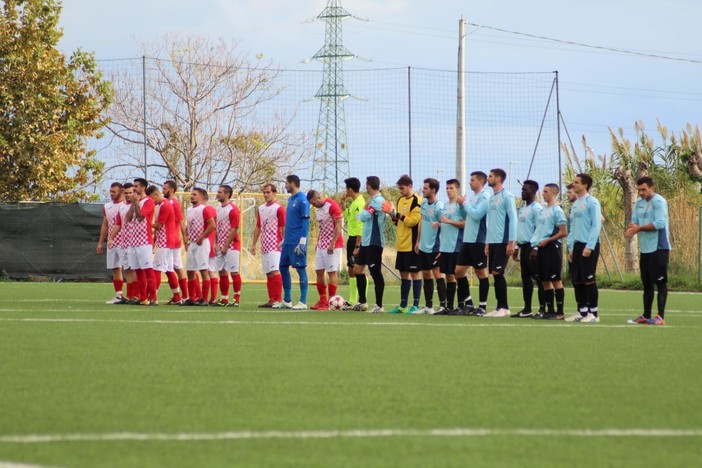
[381,200,397,218]
[294,237,307,256]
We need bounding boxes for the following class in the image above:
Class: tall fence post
[698,206,702,284]
[142,55,148,180]
[407,66,412,179]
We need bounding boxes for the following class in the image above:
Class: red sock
[188,279,198,301]
[209,278,219,302]
[272,274,283,302]
[220,274,230,297]
[266,277,274,301]
[195,276,202,299]
[127,282,134,299]
[316,283,327,303]
[144,268,158,301]
[328,283,337,298]
[231,273,242,301]
[135,269,147,301]
[154,271,162,297]
[166,271,179,290]
[179,278,189,299]
[113,279,124,296]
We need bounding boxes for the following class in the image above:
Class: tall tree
[107,34,309,193]
[0,0,112,202]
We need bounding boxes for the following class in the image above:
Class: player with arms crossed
[215,185,242,307]
[127,178,158,305]
[307,190,344,310]
[433,179,465,314]
[251,184,285,308]
[183,187,216,306]
[415,178,447,314]
[147,185,176,304]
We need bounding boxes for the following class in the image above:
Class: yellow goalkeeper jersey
[393,193,422,252]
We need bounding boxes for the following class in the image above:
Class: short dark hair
[576,173,593,190]
[566,183,574,190]
[286,175,300,188]
[163,180,178,191]
[470,171,487,183]
[344,177,361,193]
[122,182,134,190]
[145,185,159,196]
[396,174,413,187]
[193,187,208,199]
[366,176,380,191]
[219,185,233,198]
[262,183,277,193]
[423,178,440,193]
[636,176,654,187]
[133,178,148,188]
[544,183,560,194]
[490,168,507,182]
[110,182,123,189]
[446,178,460,188]
[306,189,320,201]
[522,179,539,192]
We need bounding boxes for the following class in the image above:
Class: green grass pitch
[0,282,701,467]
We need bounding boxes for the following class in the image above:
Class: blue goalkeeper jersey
[418,199,443,253]
[487,188,517,244]
[358,193,386,247]
[632,193,670,253]
[439,201,465,253]
[569,193,601,250]
[517,201,543,244]
[283,191,310,245]
[461,187,491,243]
[530,205,567,247]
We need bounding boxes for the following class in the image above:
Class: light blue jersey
[569,194,602,250]
[462,187,491,243]
[566,205,576,251]
[358,193,386,247]
[487,188,517,244]
[439,201,465,253]
[531,205,567,247]
[419,199,444,253]
[517,201,543,244]
[632,193,670,254]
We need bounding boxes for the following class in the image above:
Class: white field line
[0,317,679,329]
[1,427,701,444]
[0,462,60,468]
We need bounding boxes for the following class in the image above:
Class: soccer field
[0,283,701,467]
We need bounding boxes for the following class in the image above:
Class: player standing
[625,176,670,325]
[511,180,545,318]
[215,185,242,307]
[433,179,465,314]
[109,182,140,303]
[251,184,285,308]
[278,175,310,310]
[307,190,344,310]
[341,177,365,306]
[416,178,446,314]
[146,186,175,303]
[162,180,188,304]
[352,176,386,313]
[383,175,423,314]
[568,173,603,323]
[183,187,217,306]
[97,182,127,303]
[127,178,158,305]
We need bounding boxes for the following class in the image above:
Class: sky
[57,0,702,184]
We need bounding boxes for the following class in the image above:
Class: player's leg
[368,247,385,312]
[346,236,358,305]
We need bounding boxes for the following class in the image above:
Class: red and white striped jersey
[216,202,241,251]
[104,201,123,247]
[257,202,285,254]
[187,203,216,242]
[316,198,344,250]
[154,200,175,249]
[167,197,184,249]
[131,196,155,247]
[114,202,133,248]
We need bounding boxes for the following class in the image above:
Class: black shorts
[418,250,441,271]
[571,242,600,284]
[439,252,458,275]
[536,242,563,282]
[640,250,669,287]
[346,236,358,268]
[457,242,487,270]
[488,243,509,274]
[518,243,538,283]
[356,245,383,273]
[395,251,420,273]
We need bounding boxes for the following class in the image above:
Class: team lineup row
[96,170,671,324]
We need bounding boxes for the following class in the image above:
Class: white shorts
[170,248,184,270]
[186,239,211,272]
[262,251,281,274]
[315,248,343,272]
[153,248,174,273]
[215,249,240,273]
[106,247,126,270]
[128,245,153,270]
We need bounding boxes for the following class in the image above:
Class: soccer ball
[329,295,346,310]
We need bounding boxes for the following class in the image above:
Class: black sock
[423,278,434,308]
[522,281,534,311]
[493,274,508,309]
[586,282,599,316]
[357,274,367,304]
[436,277,446,305]
[457,276,469,305]
[479,277,489,305]
[657,283,668,318]
[370,270,385,307]
[400,279,411,307]
[643,286,654,318]
[574,283,588,315]
[412,280,422,307]
[544,288,555,314]
[555,288,565,314]
[446,281,456,309]
[536,282,546,312]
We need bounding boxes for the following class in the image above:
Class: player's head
[285,175,300,194]
[565,183,576,202]
[217,185,233,203]
[122,182,134,202]
[573,173,593,194]
[543,183,560,203]
[306,189,324,208]
[422,178,439,199]
[636,176,655,200]
[344,177,361,194]
[366,176,380,193]
[446,179,460,200]
[262,183,277,204]
[488,168,506,188]
[109,182,123,202]
[162,180,177,198]
[521,179,539,201]
[396,174,413,197]
[145,185,163,203]
[469,171,487,192]
[190,187,208,205]
[133,178,148,195]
